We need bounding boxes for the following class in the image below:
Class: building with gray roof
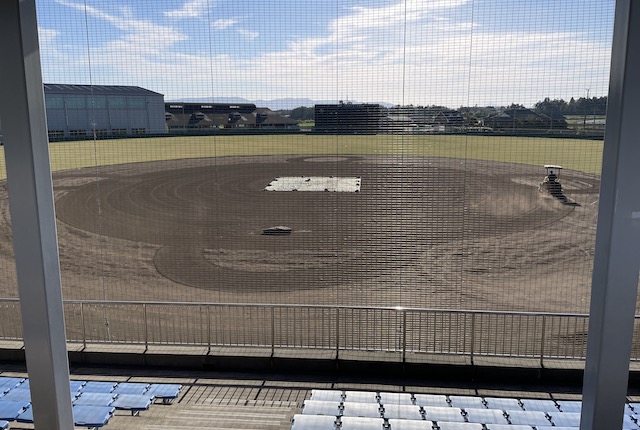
[43,84,165,139]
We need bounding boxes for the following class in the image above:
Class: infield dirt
[0,155,601,313]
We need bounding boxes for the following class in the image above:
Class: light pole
[583,88,590,133]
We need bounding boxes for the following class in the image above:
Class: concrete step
[141,404,295,429]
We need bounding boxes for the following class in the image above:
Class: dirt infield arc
[52,155,599,302]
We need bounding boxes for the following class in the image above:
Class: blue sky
[36,0,614,107]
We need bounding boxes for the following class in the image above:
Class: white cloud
[164,0,210,18]
[48,0,193,90]
[43,0,611,106]
[37,27,85,83]
[38,28,60,44]
[333,0,470,31]
[230,0,611,106]
[213,19,238,30]
[56,0,187,47]
[237,29,259,40]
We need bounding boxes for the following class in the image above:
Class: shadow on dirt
[540,181,581,207]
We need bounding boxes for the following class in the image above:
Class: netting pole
[581,1,640,428]
[0,1,74,428]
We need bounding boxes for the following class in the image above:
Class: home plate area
[264,176,362,192]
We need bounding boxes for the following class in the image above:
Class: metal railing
[3,298,640,365]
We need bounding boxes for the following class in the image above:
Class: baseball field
[0,134,604,314]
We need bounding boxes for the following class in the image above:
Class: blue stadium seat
[506,410,552,426]
[16,396,119,427]
[386,419,432,429]
[16,393,111,424]
[378,392,413,405]
[344,391,379,404]
[14,379,31,389]
[18,379,86,396]
[70,381,88,393]
[0,400,30,420]
[112,383,150,396]
[536,427,577,430]
[422,406,465,422]
[485,425,534,430]
[0,387,31,402]
[9,378,31,390]
[341,402,382,418]
[623,414,640,429]
[0,377,24,393]
[436,423,484,430]
[23,405,115,428]
[339,416,384,429]
[556,400,582,412]
[72,405,115,428]
[290,414,337,429]
[463,408,509,425]
[413,394,450,408]
[449,395,485,409]
[16,406,34,423]
[301,400,342,416]
[548,411,581,427]
[81,381,117,393]
[381,403,423,420]
[310,389,343,402]
[536,426,580,430]
[73,392,117,407]
[146,383,182,404]
[519,399,558,412]
[13,379,179,425]
[483,397,523,410]
[111,394,153,416]
[20,379,86,391]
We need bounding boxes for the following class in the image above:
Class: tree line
[533,96,607,116]
[276,106,315,120]
[276,96,608,121]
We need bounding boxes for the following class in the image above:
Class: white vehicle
[539,165,563,194]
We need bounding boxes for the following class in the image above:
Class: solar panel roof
[44,84,162,96]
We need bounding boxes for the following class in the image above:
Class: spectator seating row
[290,389,640,429]
[0,376,182,429]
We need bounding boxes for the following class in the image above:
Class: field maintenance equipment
[539,164,563,195]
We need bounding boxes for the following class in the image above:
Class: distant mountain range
[169,97,394,110]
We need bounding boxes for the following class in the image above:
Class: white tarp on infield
[264,176,361,192]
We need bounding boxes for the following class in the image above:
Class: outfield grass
[0,134,604,180]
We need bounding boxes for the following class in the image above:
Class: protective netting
[0,0,614,314]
